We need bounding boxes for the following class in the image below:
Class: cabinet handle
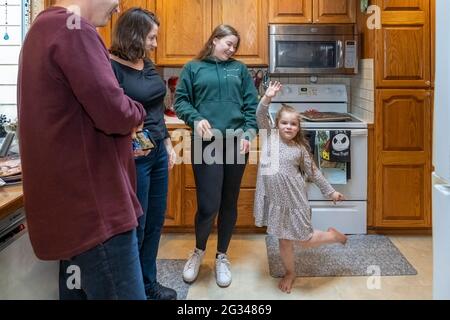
[426,81,431,86]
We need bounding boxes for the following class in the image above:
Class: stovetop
[268,84,367,129]
[268,110,367,129]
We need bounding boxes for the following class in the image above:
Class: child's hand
[331,191,345,204]
[264,81,282,99]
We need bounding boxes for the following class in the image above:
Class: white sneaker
[183,248,205,283]
[215,253,232,288]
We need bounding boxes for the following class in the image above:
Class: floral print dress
[253,102,335,240]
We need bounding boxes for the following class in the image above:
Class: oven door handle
[348,129,368,136]
[305,129,367,136]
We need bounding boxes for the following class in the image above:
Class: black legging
[191,137,248,253]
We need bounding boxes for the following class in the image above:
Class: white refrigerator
[433,0,450,300]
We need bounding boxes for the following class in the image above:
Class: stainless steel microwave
[269,25,359,75]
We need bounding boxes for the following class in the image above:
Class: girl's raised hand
[264,81,282,99]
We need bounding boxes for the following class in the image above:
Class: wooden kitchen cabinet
[164,127,188,226]
[374,0,432,88]
[268,0,356,24]
[374,89,432,228]
[313,0,356,23]
[156,0,212,66]
[164,163,183,226]
[268,0,313,23]
[212,0,268,65]
[46,0,269,66]
[368,0,435,232]
[183,164,259,228]
[43,0,153,51]
[156,0,268,66]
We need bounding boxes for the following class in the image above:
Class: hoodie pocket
[198,101,244,132]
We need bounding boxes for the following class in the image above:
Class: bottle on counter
[164,76,178,117]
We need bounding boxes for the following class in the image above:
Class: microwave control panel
[345,40,357,69]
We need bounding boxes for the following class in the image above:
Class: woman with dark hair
[174,24,259,288]
[110,8,177,300]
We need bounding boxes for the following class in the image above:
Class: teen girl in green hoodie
[175,24,259,288]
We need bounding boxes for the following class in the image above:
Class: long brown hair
[275,104,316,174]
[110,8,160,62]
[195,24,240,60]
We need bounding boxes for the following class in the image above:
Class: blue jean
[59,229,146,300]
[135,139,168,293]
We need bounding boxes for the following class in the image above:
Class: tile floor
[158,233,433,300]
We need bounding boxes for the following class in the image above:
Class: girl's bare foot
[278,272,296,294]
[328,227,347,245]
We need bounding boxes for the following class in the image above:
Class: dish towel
[330,130,351,162]
[316,130,350,184]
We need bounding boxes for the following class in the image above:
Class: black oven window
[276,41,337,68]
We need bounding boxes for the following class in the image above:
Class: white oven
[269,84,367,234]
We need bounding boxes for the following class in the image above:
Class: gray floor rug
[156,259,189,300]
[265,235,417,277]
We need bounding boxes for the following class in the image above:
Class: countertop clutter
[164,114,186,126]
[0,184,23,221]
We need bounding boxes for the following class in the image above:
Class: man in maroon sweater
[18,0,148,299]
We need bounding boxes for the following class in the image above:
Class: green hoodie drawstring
[215,59,222,101]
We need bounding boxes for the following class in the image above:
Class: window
[0,0,29,121]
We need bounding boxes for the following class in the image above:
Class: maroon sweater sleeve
[49,24,146,135]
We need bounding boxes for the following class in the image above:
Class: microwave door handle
[336,40,344,69]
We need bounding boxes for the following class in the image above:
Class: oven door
[304,128,368,201]
[269,34,357,75]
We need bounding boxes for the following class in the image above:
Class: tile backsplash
[350,59,375,123]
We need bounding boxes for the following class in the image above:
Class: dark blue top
[111,58,169,141]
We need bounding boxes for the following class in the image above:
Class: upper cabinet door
[156,0,212,66]
[268,0,313,23]
[313,0,356,23]
[375,0,431,88]
[212,0,268,65]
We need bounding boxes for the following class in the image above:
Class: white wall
[0,0,23,121]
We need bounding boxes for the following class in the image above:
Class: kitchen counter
[0,185,23,221]
[165,114,188,130]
